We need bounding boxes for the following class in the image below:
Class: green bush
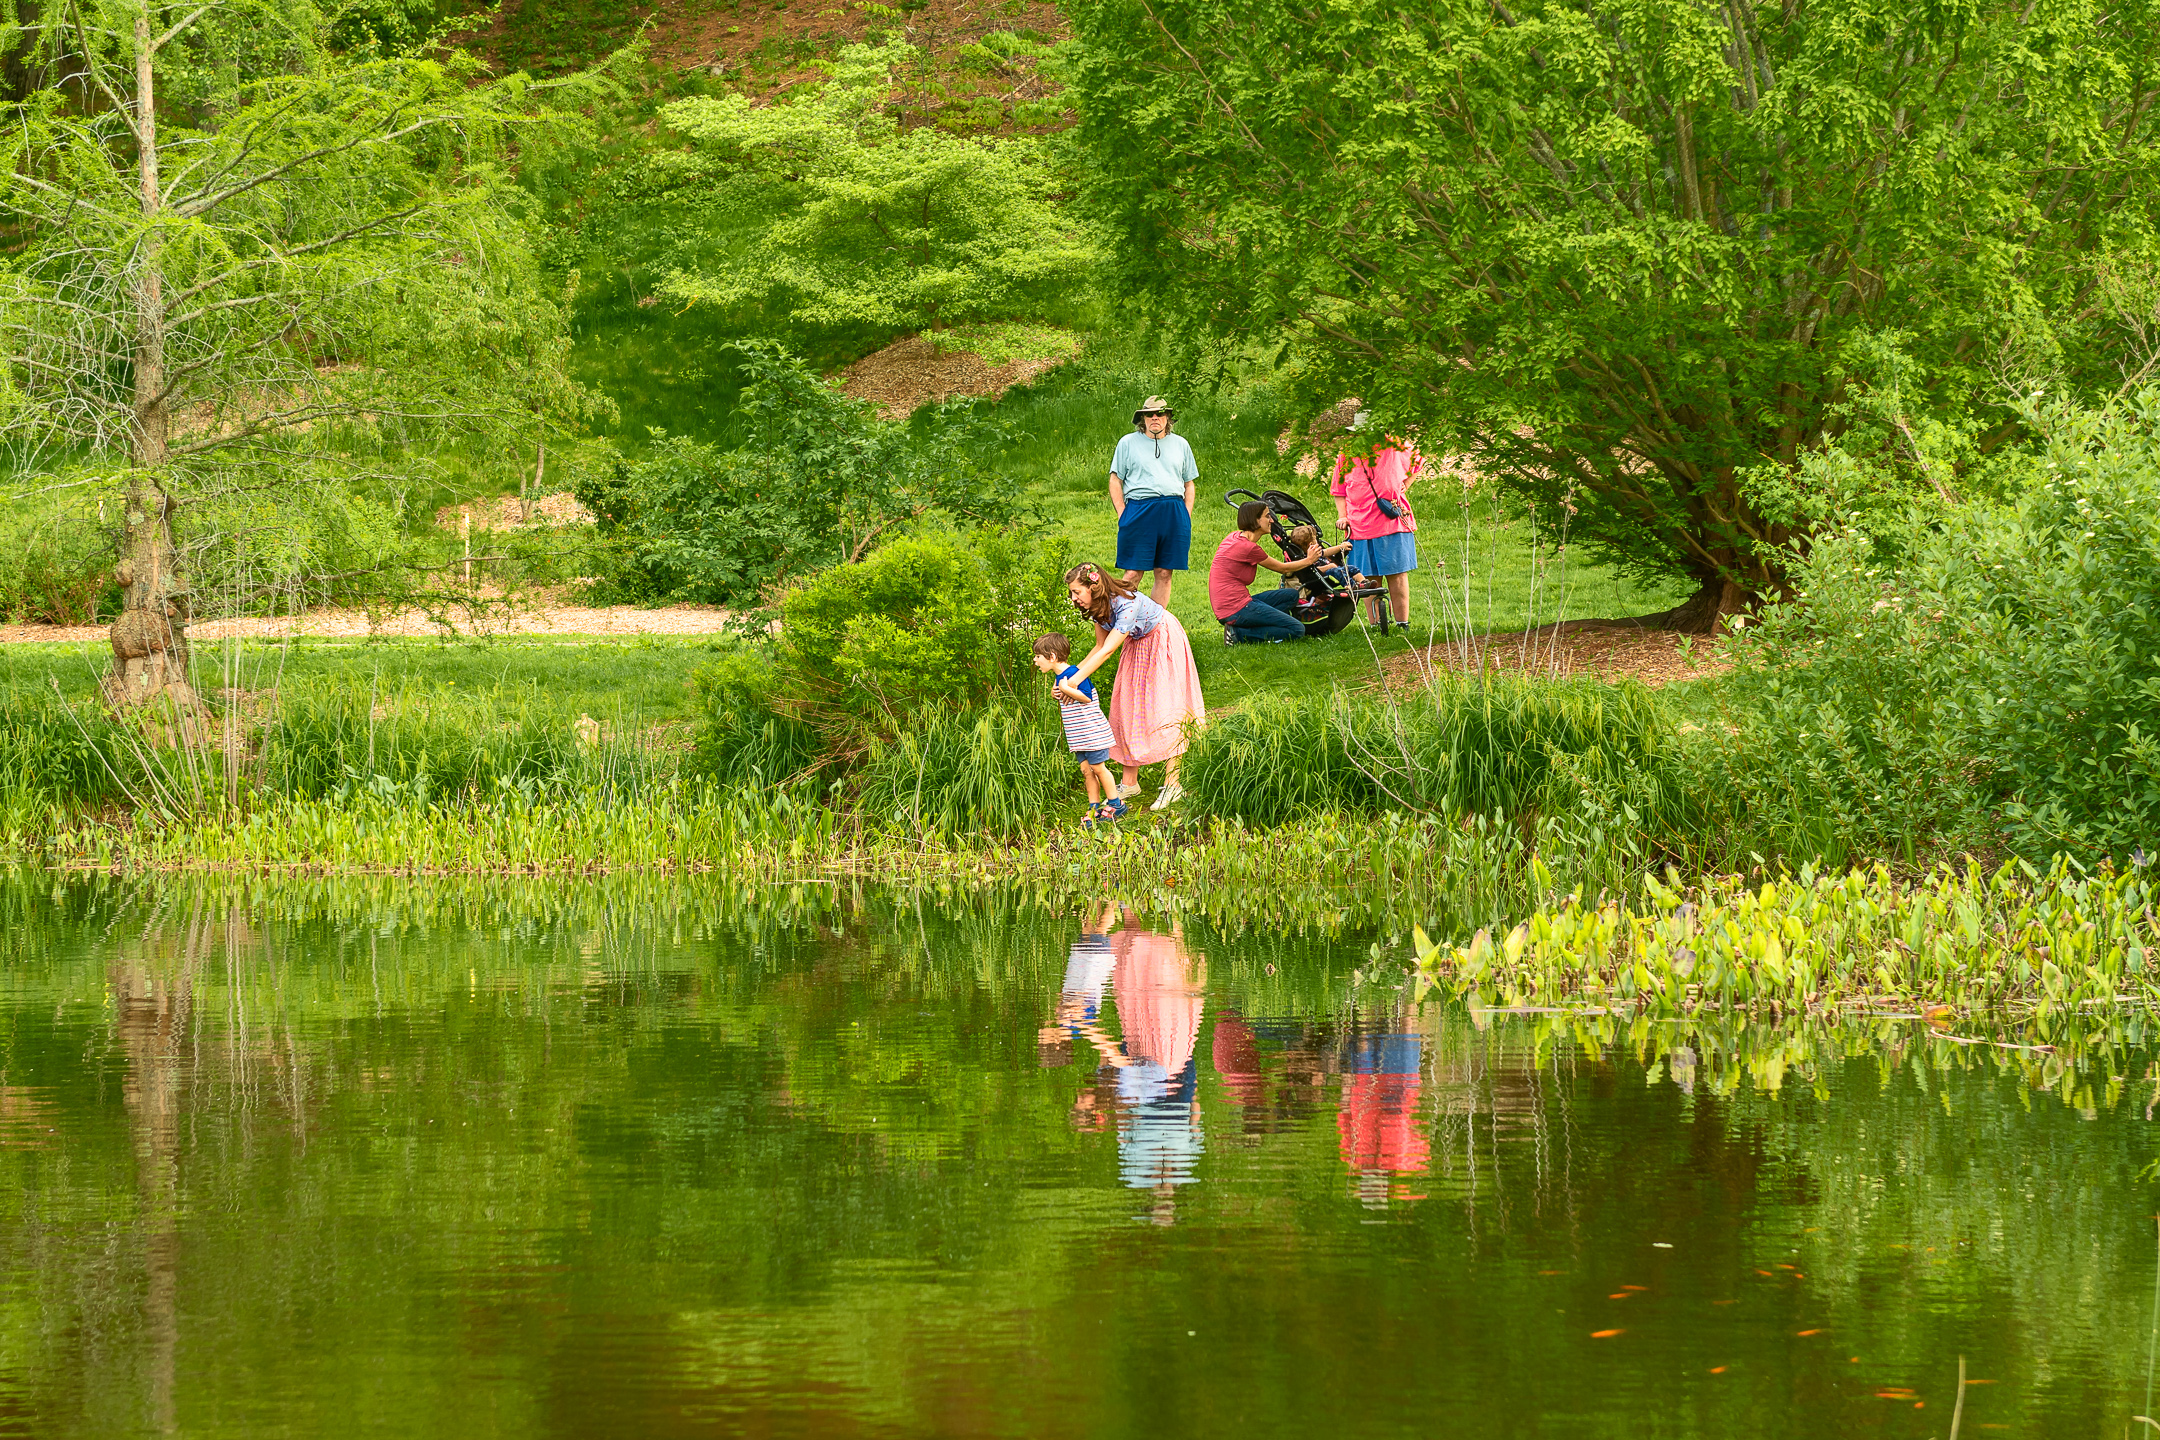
[781,527,1070,725]
[574,343,1024,604]
[1181,674,1688,833]
[686,526,1074,803]
[1712,393,2160,863]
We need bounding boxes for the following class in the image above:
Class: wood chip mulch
[839,335,1081,419]
[1374,625,1732,691]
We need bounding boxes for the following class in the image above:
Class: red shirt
[1209,532,1268,619]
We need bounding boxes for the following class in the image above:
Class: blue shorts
[1074,748,1110,766]
[1115,495,1191,573]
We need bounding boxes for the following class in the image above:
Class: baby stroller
[1223,488,1393,636]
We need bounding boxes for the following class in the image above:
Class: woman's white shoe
[1149,780,1184,811]
[1117,782,1143,799]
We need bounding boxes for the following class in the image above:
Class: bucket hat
[1132,395,1175,426]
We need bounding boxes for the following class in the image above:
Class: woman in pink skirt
[1063,562,1206,811]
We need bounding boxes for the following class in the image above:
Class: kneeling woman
[1063,563,1207,811]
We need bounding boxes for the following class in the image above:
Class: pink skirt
[1107,613,1206,767]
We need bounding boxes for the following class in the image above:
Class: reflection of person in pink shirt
[1063,911,1207,1224]
[1338,1028,1428,1208]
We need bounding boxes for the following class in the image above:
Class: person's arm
[1329,456,1353,534]
[1256,550,1316,576]
[1069,625,1128,686]
[1108,471,1126,520]
[1055,678,1090,704]
[1183,478,1196,517]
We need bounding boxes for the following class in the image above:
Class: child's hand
[1055,680,1086,704]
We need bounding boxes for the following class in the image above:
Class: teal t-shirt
[1112,431,1198,501]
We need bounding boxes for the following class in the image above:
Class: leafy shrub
[1711,393,2160,863]
[1182,674,1687,833]
[780,527,1070,727]
[686,526,1074,800]
[575,343,1024,604]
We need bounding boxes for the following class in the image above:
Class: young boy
[1033,634,1124,821]
[1286,523,1363,589]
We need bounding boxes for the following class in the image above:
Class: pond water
[1,877,2157,1438]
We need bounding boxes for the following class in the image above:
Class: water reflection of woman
[1057,909,1208,1220]
[1338,1014,1429,1208]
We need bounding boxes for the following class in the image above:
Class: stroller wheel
[1303,596,1355,637]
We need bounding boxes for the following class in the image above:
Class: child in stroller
[1222,488,1388,637]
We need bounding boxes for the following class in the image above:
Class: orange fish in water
[1709,1366,1728,1374]
[1591,1329,1625,1339]
[1621,1284,1649,1292]
[1796,1329,1824,1336]
[1608,1292,1630,1300]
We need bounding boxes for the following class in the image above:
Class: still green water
[0,875,2156,1438]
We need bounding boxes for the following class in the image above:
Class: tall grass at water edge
[260,679,669,803]
[1179,672,1692,841]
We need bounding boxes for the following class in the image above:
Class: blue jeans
[1223,589,1305,642]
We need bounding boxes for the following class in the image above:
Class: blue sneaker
[1101,797,1129,820]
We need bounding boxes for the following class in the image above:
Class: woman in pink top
[1329,413,1422,627]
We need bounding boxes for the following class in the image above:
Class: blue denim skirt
[1349,531,1418,576]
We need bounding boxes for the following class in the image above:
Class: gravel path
[0,603,735,646]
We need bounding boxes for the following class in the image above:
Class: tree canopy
[1067,0,2160,626]
[653,41,1099,335]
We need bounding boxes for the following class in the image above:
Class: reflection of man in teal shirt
[1109,396,1198,605]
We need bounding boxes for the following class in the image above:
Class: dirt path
[0,602,735,646]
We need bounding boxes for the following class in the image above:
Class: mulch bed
[1374,624,1732,690]
[839,335,1080,419]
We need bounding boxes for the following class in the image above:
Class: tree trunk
[1641,575,1751,635]
[106,5,198,722]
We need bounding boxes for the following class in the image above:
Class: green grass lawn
[984,342,1688,708]
[6,335,1689,722]
[4,636,722,722]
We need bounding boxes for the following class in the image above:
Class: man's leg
[1151,568,1173,605]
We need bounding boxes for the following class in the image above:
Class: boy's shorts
[1115,494,1192,572]
[1074,748,1110,765]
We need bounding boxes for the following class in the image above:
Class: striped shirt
[1056,665,1115,753]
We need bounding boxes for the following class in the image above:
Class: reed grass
[1412,856,2160,1015]
[1181,672,1692,837]
[854,701,1079,837]
[24,795,1644,933]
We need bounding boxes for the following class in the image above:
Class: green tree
[0,1,591,711]
[1067,0,2160,628]
[653,40,1098,336]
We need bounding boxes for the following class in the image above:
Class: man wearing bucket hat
[1109,397,1198,605]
